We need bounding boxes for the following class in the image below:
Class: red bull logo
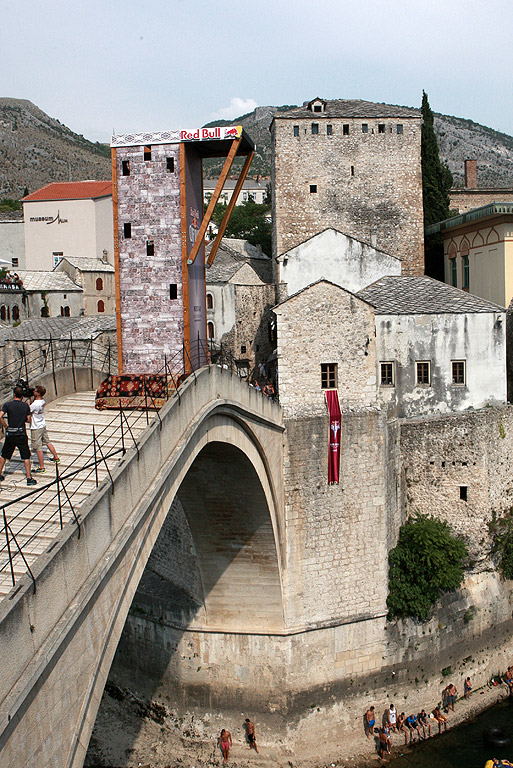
[179,125,242,142]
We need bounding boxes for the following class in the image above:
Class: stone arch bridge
[0,365,285,768]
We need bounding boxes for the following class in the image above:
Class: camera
[16,379,35,399]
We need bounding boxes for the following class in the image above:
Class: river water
[386,698,513,768]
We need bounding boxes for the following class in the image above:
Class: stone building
[54,256,115,316]
[275,227,401,296]
[358,275,506,418]
[205,238,276,378]
[271,97,424,276]
[450,159,513,214]
[17,270,83,318]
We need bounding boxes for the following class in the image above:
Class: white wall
[0,221,25,268]
[277,228,401,296]
[207,284,236,341]
[376,311,507,417]
[23,196,113,271]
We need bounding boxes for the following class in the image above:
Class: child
[30,385,60,473]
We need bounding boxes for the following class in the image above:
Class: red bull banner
[325,389,341,485]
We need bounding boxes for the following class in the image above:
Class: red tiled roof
[22,181,112,202]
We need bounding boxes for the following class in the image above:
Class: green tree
[387,515,467,621]
[421,91,453,280]
[210,199,271,256]
[492,515,513,579]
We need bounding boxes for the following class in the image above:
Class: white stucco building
[0,211,24,268]
[22,182,113,271]
[275,227,401,296]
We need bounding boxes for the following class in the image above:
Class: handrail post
[56,461,63,529]
[120,402,125,454]
[93,425,99,487]
[23,341,28,386]
[3,507,15,587]
[144,376,149,425]
[70,332,76,392]
[90,335,94,389]
[50,336,57,396]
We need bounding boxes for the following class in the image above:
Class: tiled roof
[357,276,504,314]
[0,315,116,345]
[22,181,112,202]
[16,270,82,292]
[206,240,272,284]
[59,257,115,273]
[275,99,420,120]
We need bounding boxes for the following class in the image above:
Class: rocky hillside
[2,98,513,196]
[0,98,111,198]
[204,104,513,188]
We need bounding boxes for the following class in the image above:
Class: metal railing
[0,338,275,595]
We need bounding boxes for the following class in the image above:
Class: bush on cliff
[492,515,513,579]
[387,515,467,621]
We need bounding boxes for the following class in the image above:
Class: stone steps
[0,391,152,598]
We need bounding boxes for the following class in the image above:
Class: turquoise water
[386,698,513,768]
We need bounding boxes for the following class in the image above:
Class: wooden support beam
[187,136,242,265]
[207,150,255,268]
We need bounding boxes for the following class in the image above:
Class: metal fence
[0,338,275,595]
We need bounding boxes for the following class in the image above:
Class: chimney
[465,159,477,188]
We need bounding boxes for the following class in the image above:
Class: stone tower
[271,97,424,276]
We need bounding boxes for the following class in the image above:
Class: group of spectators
[365,678,471,759]
[0,271,23,289]
[249,360,276,399]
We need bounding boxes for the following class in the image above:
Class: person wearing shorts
[0,385,36,485]
[30,385,60,474]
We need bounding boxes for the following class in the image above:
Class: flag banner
[325,389,341,485]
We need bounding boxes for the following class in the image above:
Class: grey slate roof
[16,270,82,292]
[206,240,272,284]
[276,99,420,120]
[0,315,116,345]
[357,276,505,314]
[58,257,115,273]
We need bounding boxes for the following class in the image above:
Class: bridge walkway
[0,391,148,598]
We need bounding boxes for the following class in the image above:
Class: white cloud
[213,97,258,121]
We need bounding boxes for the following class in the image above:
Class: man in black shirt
[0,386,36,485]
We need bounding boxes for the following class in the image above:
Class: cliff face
[0,98,111,198]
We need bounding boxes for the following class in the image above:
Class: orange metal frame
[111,148,123,373]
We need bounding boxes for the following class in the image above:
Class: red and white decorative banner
[325,389,341,485]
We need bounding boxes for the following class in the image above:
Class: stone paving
[0,390,150,598]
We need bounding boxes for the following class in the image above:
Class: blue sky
[2,0,513,143]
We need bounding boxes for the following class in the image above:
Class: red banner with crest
[325,389,341,484]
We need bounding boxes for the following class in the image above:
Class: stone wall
[115,144,183,372]
[450,188,513,214]
[275,280,377,418]
[272,116,424,275]
[399,405,513,566]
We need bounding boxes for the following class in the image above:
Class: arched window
[0,306,6,321]
[207,321,215,339]
[97,300,105,313]
[61,306,70,317]
[12,305,19,321]
[96,277,103,291]
[206,293,214,309]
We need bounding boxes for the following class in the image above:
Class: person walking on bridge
[0,385,36,485]
[29,385,60,474]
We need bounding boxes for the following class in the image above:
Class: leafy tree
[387,514,467,621]
[0,198,22,211]
[421,91,454,280]
[210,199,271,256]
[492,515,513,579]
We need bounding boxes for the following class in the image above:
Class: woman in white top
[30,385,60,473]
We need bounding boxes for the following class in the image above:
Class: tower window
[97,300,105,313]
[311,123,319,135]
[321,363,338,389]
[378,124,385,134]
[460,486,468,502]
[144,146,152,161]
[362,124,368,133]
[124,222,131,238]
[122,160,130,176]
[310,184,317,193]
[96,277,103,291]
[146,240,154,256]
[293,125,299,137]
[343,124,349,135]
[169,283,177,300]
[350,166,355,177]
[327,124,333,136]
[166,157,174,172]
[206,293,213,309]
[397,124,403,134]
